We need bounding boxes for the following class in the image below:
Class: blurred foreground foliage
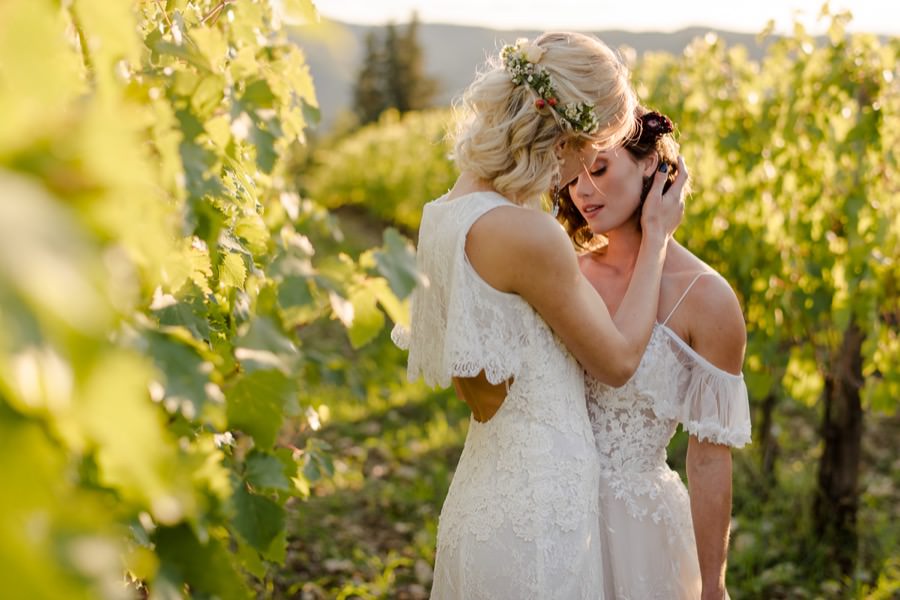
[0,0,417,597]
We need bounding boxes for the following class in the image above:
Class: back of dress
[393,191,603,600]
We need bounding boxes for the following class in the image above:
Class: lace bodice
[393,191,603,599]
[587,322,752,474]
[587,316,750,599]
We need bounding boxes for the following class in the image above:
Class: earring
[551,185,560,217]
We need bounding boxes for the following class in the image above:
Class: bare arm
[688,438,732,600]
[465,159,687,386]
[611,158,688,337]
[684,274,747,599]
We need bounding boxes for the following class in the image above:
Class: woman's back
[394,191,602,599]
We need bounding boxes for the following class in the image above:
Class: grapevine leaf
[373,228,423,299]
[232,484,285,553]
[226,370,295,448]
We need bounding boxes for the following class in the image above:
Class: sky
[308,0,900,36]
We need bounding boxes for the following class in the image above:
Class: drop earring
[550,177,561,218]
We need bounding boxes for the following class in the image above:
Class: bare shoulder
[672,249,746,375]
[467,204,578,294]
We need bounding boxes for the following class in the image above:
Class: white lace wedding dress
[393,191,603,599]
[585,273,752,599]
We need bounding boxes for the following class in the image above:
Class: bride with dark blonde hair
[393,33,687,598]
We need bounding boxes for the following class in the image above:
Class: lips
[582,204,604,216]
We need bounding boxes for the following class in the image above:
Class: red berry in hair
[535,98,546,108]
[548,97,558,106]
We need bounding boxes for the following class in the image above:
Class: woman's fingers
[643,156,688,237]
[664,156,689,205]
[647,160,669,201]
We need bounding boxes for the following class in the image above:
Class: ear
[553,138,568,160]
[640,151,659,178]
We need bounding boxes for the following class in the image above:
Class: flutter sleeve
[655,331,752,448]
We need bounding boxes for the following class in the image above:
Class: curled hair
[556,105,684,251]
[452,32,636,207]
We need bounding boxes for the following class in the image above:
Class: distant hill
[289,20,771,129]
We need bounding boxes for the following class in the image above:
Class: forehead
[593,147,629,162]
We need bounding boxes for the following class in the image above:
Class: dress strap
[662,272,712,326]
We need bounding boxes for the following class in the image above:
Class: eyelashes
[567,166,606,188]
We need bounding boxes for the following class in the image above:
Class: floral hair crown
[637,111,674,145]
[500,39,601,135]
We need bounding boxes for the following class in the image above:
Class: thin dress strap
[661,272,712,326]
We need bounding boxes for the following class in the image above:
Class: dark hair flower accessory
[638,111,674,144]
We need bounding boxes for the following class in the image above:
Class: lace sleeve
[393,193,528,389]
[391,323,410,350]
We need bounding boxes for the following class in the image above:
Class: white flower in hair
[522,42,546,64]
[500,39,600,134]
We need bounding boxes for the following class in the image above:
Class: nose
[571,171,595,201]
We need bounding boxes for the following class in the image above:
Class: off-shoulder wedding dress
[585,273,752,599]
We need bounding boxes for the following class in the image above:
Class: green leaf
[231,484,285,553]
[347,283,384,348]
[369,276,409,328]
[277,275,321,327]
[191,74,226,118]
[250,122,277,173]
[245,451,292,491]
[235,316,299,373]
[154,525,250,600]
[226,370,295,448]
[147,39,211,72]
[145,329,211,418]
[234,213,270,255]
[154,294,210,342]
[280,0,319,25]
[220,252,247,290]
[373,228,424,299]
[242,79,276,109]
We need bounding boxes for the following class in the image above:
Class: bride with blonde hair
[394,33,688,598]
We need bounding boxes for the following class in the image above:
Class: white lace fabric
[586,322,750,598]
[393,191,603,599]
[391,192,527,388]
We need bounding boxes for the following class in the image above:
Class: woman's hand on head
[641,155,688,243]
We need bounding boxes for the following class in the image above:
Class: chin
[586,214,618,234]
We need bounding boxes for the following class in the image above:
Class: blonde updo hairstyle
[452,32,637,207]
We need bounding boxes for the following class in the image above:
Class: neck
[601,218,644,276]
[452,171,496,195]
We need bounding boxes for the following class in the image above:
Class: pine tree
[395,13,437,112]
[353,31,387,124]
[352,14,438,125]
